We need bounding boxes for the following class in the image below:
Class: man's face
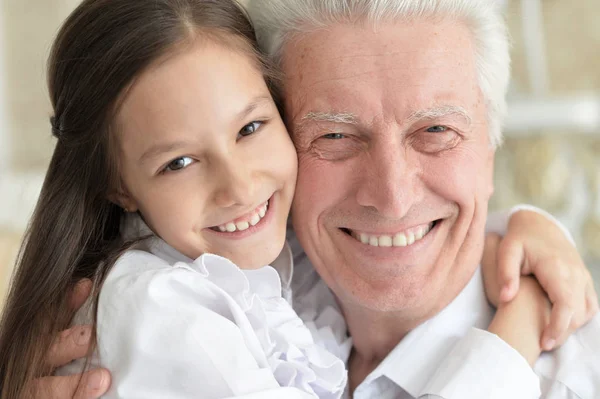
[283,19,496,317]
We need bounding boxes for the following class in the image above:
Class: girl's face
[114,40,298,269]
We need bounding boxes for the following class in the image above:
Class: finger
[481,234,501,305]
[70,279,93,311]
[482,234,501,271]
[32,369,110,399]
[542,303,574,351]
[481,234,501,279]
[496,237,524,302]
[47,325,93,369]
[534,263,577,345]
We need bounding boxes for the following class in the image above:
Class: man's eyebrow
[300,111,360,125]
[139,140,193,164]
[406,105,472,126]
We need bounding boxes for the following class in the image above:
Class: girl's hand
[482,211,599,352]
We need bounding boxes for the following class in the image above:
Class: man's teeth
[216,202,269,233]
[351,223,433,247]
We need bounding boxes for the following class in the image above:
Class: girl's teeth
[236,221,250,231]
[249,214,261,226]
[352,223,433,248]
[214,201,270,233]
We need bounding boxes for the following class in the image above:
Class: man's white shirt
[287,206,600,399]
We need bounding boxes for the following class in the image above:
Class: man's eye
[164,157,194,172]
[426,126,448,133]
[322,133,346,140]
[238,121,263,138]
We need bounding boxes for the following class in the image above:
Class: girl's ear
[108,190,139,213]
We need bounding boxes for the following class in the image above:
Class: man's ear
[108,190,138,213]
[487,148,496,199]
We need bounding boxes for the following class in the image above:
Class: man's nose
[355,138,418,219]
[212,161,257,208]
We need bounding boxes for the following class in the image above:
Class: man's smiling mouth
[341,220,439,247]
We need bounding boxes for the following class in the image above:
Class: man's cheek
[295,167,326,206]
[297,158,341,195]
[436,151,483,196]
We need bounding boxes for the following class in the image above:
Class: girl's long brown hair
[0,1,279,397]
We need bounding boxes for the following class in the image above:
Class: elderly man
[246,0,599,397]
[39,0,599,398]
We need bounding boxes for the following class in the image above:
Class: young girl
[0,0,591,398]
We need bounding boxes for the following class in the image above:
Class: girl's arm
[487,276,550,365]
[486,205,598,349]
[417,206,595,399]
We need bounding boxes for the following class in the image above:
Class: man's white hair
[245,0,510,148]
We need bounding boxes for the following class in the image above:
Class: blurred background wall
[1,0,599,307]
[494,0,600,287]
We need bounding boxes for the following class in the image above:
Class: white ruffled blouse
[63,215,347,398]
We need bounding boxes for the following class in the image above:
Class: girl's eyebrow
[235,95,274,121]
[139,96,275,164]
[139,140,193,164]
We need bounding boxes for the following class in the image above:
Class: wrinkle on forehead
[284,24,473,89]
[283,20,479,129]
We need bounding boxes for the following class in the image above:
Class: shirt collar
[271,240,294,291]
[362,267,495,397]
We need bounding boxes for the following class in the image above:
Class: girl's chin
[229,243,286,270]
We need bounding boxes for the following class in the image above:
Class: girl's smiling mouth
[208,196,275,237]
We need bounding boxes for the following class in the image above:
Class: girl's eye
[164,157,194,172]
[322,133,346,140]
[426,125,448,133]
[238,121,263,138]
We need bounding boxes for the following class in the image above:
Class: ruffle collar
[121,213,347,397]
[186,254,346,397]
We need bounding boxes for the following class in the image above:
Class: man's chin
[331,271,435,313]
[323,220,466,311]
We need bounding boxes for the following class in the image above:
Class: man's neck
[340,286,463,391]
[343,302,428,362]
[343,305,427,394]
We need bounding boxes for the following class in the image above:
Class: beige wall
[1,0,600,304]
[492,0,600,269]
